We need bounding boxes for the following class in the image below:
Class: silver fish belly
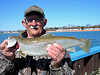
[8,35,91,57]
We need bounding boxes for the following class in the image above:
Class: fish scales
[8,34,91,57]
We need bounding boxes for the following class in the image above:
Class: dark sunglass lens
[27,18,33,22]
[35,18,41,22]
[26,16,44,23]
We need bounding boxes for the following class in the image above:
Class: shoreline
[0,29,100,34]
[47,29,100,32]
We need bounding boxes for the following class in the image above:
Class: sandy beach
[70,29,100,32]
[47,29,100,32]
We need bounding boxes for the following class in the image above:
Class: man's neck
[27,33,41,38]
[21,29,46,38]
[27,30,46,38]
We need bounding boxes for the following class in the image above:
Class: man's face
[23,15,46,37]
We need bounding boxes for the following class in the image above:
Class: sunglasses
[25,16,44,24]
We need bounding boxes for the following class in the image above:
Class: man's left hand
[46,43,65,67]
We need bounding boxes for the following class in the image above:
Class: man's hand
[46,43,65,67]
[0,40,18,60]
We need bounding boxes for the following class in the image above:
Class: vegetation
[0,24,100,33]
[45,24,100,31]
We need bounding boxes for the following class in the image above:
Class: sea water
[49,31,100,47]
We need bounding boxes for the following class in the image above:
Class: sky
[0,0,100,31]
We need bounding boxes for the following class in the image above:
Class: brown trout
[7,34,91,57]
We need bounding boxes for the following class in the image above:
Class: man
[0,5,73,75]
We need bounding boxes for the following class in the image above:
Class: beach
[47,29,100,32]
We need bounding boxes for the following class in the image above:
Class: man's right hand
[0,40,16,60]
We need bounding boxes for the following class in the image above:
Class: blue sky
[0,0,100,31]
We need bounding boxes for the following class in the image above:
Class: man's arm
[0,40,17,74]
[0,52,14,75]
[49,60,73,75]
[46,43,73,75]
[46,43,65,66]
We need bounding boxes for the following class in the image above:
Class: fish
[8,34,91,57]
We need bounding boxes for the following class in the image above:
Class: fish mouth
[30,25,39,30]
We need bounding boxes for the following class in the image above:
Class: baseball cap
[24,5,45,17]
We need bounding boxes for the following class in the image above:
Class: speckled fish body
[9,34,91,57]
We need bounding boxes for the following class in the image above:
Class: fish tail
[81,39,91,52]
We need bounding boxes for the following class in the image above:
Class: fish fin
[81,39,91,52]
[18,50,26,57]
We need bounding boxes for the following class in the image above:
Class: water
[0,31,100,48]
[0,33,19,43]
[49,31,100,47]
